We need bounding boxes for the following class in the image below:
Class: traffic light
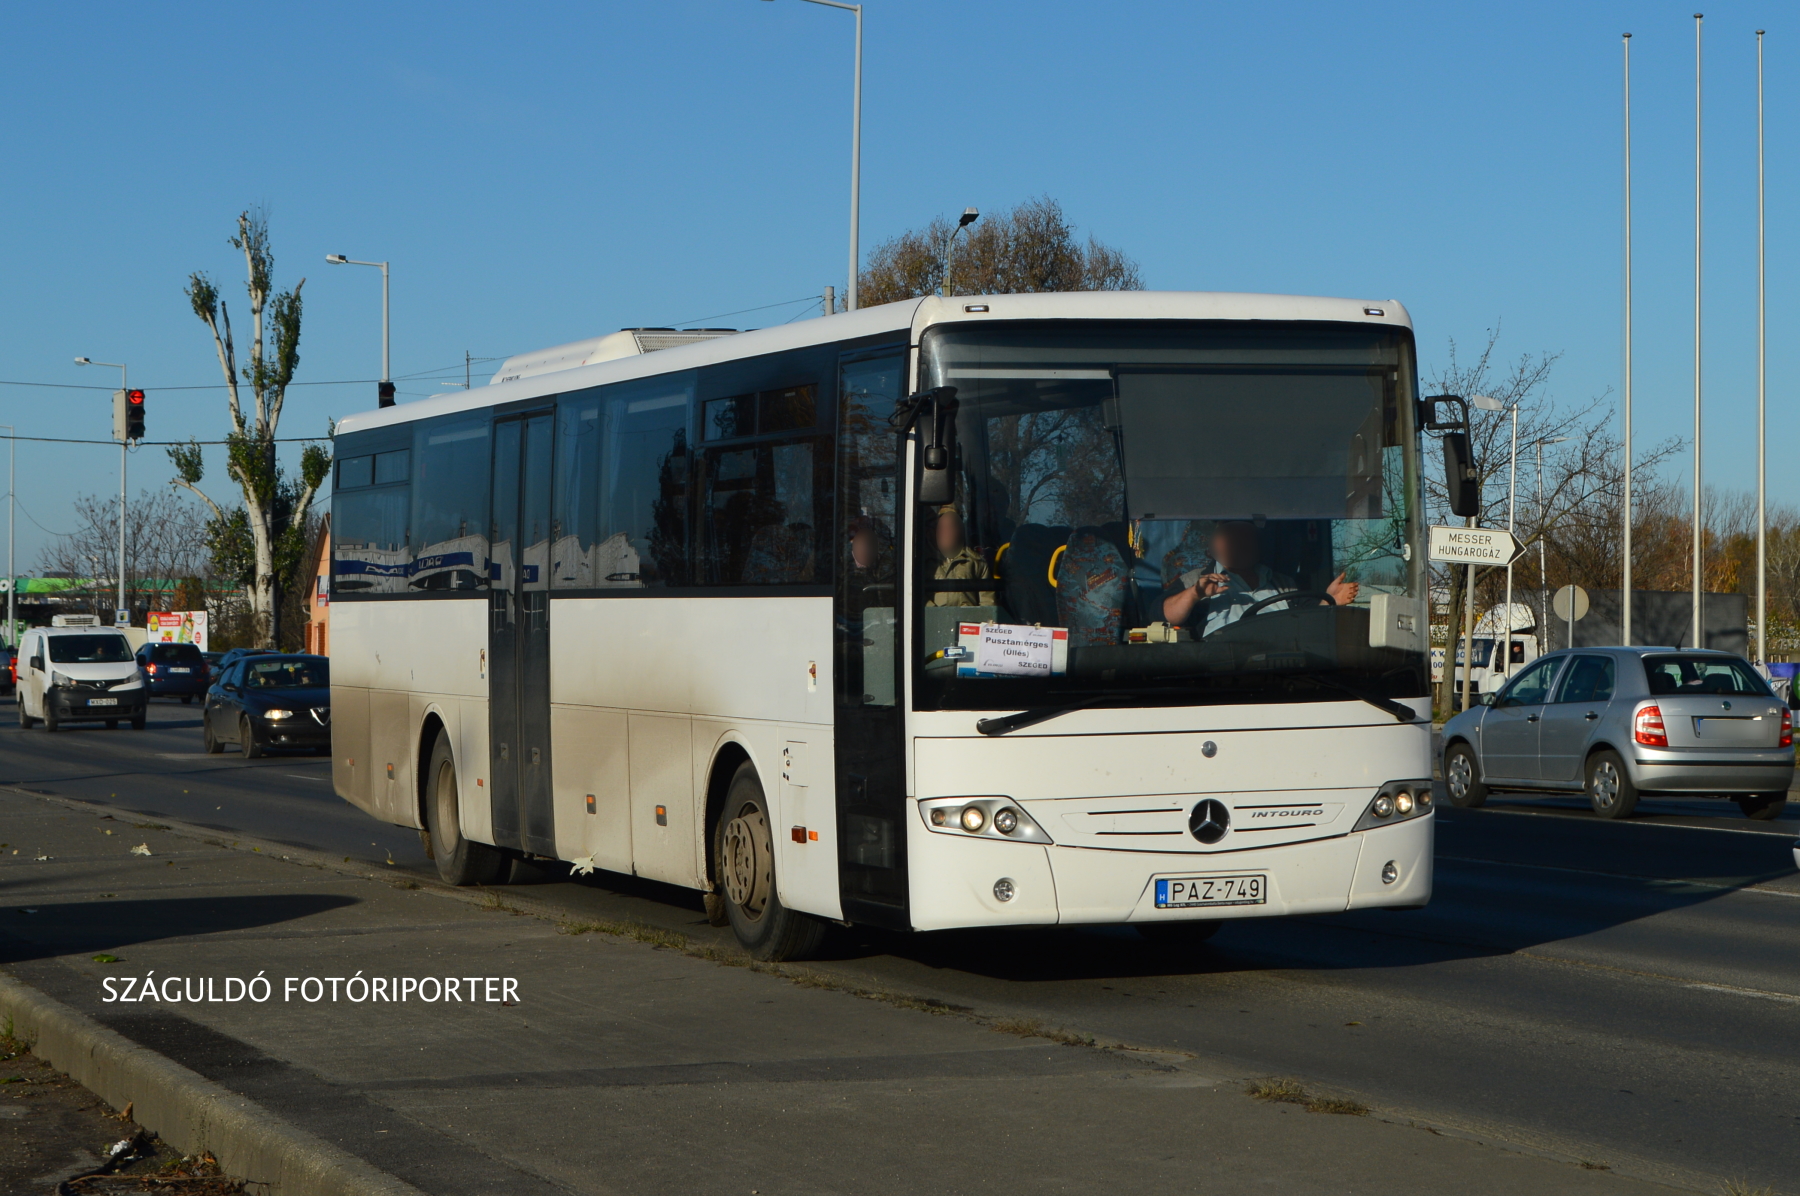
[112,389,145,441]
[377,381,396,408]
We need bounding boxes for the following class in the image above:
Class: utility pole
[823,286,835,317]
[1622,31,1634,647]
[74,357,129,624]
[1756,28,1767,664]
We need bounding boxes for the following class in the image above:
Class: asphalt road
[6,694,1800,1191]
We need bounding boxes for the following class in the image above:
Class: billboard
[149,610,208,652]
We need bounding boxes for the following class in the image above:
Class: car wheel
[203,714,223,755]
[130,713,146,731]
[1735,793,1788,821]
[181,695,193,705]
[18,698,34,730]
[1137,920,1224,947]
[715,762,826,962]
[1586,749,1639,819]
[240,715,264,759]
[423,729,506,885]
[1444,742,1488,808]
[43,705,58,733]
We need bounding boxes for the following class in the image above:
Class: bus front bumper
[905,815,1433,932]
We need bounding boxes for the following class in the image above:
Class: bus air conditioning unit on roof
[489,327,739,385]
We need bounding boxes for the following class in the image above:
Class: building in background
[304,514,330,655]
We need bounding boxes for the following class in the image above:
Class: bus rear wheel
[424,730,506,886]
[716,762,825,962]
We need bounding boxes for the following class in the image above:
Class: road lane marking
[1447,806,1798,838]
[1682,982,1800,1005]
[1438,853,1800,899]
[284,774,326,781]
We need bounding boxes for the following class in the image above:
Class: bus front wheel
[716,762,826,962]
[424,730,507,886]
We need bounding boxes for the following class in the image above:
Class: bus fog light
[1417,791,1433,809]
[930,808,948,827]
[1372,796,1395,818]
[1381,861,1399,885]
[960,806,987,833]
[993,878,1016,902]
[1394,792,1414,815]
[993,807,1019,834]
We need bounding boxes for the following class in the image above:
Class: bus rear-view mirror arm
[893,386,960,505]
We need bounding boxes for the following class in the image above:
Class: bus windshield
[915,320,1425,710]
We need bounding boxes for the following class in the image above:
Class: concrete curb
[0,971,426,1196]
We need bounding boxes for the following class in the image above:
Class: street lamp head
[958,207,979,228]
[1470,394,1506,412]
[74,357,91,366]
[326,254,348,264]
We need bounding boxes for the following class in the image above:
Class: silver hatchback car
[1442,647,1794,820]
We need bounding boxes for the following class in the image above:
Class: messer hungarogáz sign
[1427,526,1522,565]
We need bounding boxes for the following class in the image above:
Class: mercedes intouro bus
[329,292,1439,959]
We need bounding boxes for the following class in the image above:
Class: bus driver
[1161,520,1358,636]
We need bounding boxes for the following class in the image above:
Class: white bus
[329,292,1437,960]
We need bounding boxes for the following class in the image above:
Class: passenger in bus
[1161,520,1357,635]
[849,517,891,579]
[929,504,995,607]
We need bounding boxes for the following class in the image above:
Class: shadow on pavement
[0,894,360,964]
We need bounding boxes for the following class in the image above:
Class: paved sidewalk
[1,790,1688,1195]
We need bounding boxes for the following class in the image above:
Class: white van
[17,619,147,731]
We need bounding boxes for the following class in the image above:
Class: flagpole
[1692,12,1705,651]
[1623,31,1634,646]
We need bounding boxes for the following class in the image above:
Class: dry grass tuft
[1304,1096,1369,1116]
[1720,1180,1774,1196]
[1248,1077,1310,1104]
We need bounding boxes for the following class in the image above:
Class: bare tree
[36,488,217,622]
[859,196,1143,305]
[1418,325,1685,711]
[169,209,332,647]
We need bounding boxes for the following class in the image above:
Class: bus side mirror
[917,394,959,506]
[1443,432,1479,517]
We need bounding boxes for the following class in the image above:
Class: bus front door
[488,412,556,856]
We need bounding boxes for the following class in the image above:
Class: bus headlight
[919,797,1054,844]
[1353,780,1435,833]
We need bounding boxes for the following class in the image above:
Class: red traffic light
[127,389,144,404]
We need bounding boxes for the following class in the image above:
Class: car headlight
[50,671,75,688]
[262,708,296,721]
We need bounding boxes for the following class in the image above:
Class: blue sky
[0,0,1789,570]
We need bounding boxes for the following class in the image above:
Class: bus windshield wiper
[1292,675,1417,723]
[976,694,1128,737]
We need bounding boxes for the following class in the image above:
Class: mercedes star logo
[1188,799,1231,844]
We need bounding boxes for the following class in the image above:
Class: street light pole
[1,424,13,647]
[1535,436,1570,648]
[74,357,128,623]
[326,255,391,404]
[1502,402,1519,678]
[768,0,863,310]
[941,207,979,297]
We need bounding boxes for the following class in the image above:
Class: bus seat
[1160,520,1214,590]
[1000,524,1067,627]
[1056,527,1128,647]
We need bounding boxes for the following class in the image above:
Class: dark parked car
[203,654,330,758]
[1,645,15,693]
[135,641,210,703]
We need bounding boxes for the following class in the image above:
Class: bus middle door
[489,412,556,856]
